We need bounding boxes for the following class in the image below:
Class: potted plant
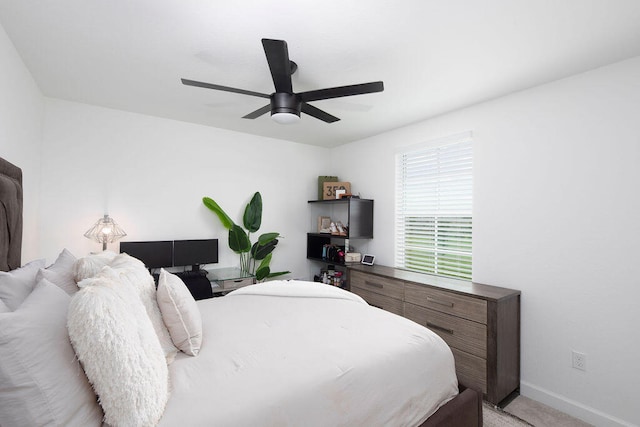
[203,192,289,281]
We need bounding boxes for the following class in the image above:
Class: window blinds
[395,133,472,280]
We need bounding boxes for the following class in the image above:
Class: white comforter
[158,281,458,427]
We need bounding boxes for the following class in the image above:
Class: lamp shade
[84,214,127,250]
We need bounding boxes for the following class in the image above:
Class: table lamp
[84,214,127,251]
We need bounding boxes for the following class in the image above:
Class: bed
[0,156,481,427]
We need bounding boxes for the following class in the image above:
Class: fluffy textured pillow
[0,300,9,313]
[68,275,169,427]
[157,269,203,356]
[36,248,78,295]
[0,258,46,310]
[106,254,178,362]
[73,250,117,283]
[0,278,103,426]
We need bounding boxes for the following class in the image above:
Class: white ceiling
[2,1,640,148]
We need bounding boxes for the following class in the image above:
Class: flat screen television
[120,241,173,269]
[173,239,219,272]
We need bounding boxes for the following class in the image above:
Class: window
[395,132,472,280]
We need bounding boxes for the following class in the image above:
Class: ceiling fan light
[271,112,300,125]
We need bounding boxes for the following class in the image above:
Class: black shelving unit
[307,198,374,285]
[307,198,374,239]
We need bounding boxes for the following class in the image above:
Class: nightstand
[207,267,256,295]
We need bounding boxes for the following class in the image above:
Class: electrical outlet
[572,351,586,371]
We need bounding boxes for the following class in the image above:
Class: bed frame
[421,385,483,427]
[0,156,23,272]
[0,156,481,426]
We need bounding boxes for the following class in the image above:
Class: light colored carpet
[484,402,533,426]
[503,396,593,427]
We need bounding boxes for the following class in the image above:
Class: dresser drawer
[451,347,487,394]
[405,282,487,324]
[350,271,404,300]
[404,302,487,359]
[352,287,404,316]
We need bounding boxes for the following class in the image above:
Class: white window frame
[395,132,473,280]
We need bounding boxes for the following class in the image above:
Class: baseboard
[520,381,634,427]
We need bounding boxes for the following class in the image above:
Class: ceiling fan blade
[262,39,293,93]
[301,103,340,123]
[299,81,384,102]
[242,104,271,119]
[181,78,270,99]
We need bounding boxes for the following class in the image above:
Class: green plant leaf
[202,197,235,230]
[228,224,251,253]
[255,253,272,281]
[256,252,272,271]
[258,232,280,245]
[251,240,277,260]
[256,266,271,281]
[243,192,262,233]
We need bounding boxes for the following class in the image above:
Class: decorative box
[345,252,361,263]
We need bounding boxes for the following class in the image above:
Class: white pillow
[73,250,117,283]
[0,259,46,310]
[68,275,169,427]
[36,248,78,295]
[106,254,178,362]
[157,269,203,356]
[0,278,103,426]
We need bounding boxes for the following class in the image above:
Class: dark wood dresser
[348,264,520,405]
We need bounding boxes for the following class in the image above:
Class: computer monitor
[119,241,173,269]
[173,239,219,272]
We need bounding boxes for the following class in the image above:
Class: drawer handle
[365,281,384,289]
[427,322,454,335]
[233,279,245,283]
[427,297,454,308]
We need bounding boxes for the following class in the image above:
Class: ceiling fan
[181,38,384,124]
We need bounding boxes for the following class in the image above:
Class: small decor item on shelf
[327,264,335,277]
[317,268,344,287]
[317,176,338,200]
[322,181,351,200]
[334,221,347,236]
[329,222,338,234]
[333,271,344,287]
[361,254,375,265]
[317,216,331,233]
[345,252,361,263]
[330,222,347,236]
[322,244,345,263]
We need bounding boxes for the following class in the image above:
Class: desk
[207,267,256,295]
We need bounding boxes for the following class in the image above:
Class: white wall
[332,57,640,426]
[0,23,44,261]
[40,98,330,279]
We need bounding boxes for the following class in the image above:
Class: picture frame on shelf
[318,216,332,233]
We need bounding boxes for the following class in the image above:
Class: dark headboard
[0,157,23,271]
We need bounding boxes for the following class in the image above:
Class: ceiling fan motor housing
[271,92,301,117]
